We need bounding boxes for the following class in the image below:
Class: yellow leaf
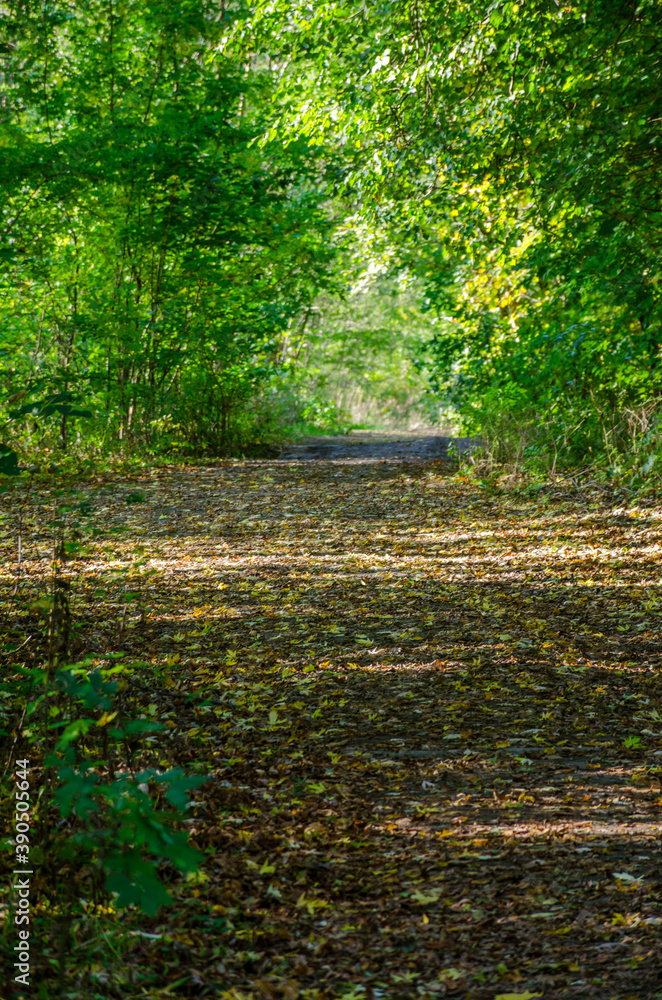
[295,893,329,915]
[494,993,543,1000]
[97,711,118,727]
[268,709,278,726]
[6,390,30,406]
[421,912,429,924]
[411,888,443,904]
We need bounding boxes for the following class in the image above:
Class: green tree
[236,0,662,469]
[0,0,336,459]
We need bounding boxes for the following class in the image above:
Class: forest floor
[3,440,662,999]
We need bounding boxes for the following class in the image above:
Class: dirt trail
[6,443,662,997]
[280,430,480,463]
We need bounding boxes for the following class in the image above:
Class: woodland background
[1,0,660,476]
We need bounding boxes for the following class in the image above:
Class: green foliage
[236,0,662,471]
[3,0,662,470]
[0,443,20,476]
[51,749,205,915]
[57,660,205,913]
[0,0,337,461]
[8,391,93,421]
[3,649,206,916]
[293,277,438,431]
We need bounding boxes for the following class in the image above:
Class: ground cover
[2,446,662,999]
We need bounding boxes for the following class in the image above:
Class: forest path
[279,429,479,462]
[20,452,662,997]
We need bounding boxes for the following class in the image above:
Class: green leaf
[104,851,172,914]
[0,444,20,476]
[57,718,95,746]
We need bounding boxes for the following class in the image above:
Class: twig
[117,604,129,643]
[0,634,32,657]
[10,472,35,599]
[1,669,34,780]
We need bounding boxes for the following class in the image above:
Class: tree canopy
[1,0,336,457]
[2,0,661,471]
[234,0,662,469]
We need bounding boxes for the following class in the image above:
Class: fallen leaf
[494,993,543,1000]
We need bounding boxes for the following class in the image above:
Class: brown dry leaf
[2,445,662,998]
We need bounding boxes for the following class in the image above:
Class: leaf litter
[2,447,662,998]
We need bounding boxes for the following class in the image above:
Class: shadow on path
[280,431,480,463]
[2,448,662,999]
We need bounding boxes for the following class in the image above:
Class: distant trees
[240,0,662,471]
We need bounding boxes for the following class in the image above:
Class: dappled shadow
[2,451,662,997]
[171,655,662,998]
[280,432,480,462]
